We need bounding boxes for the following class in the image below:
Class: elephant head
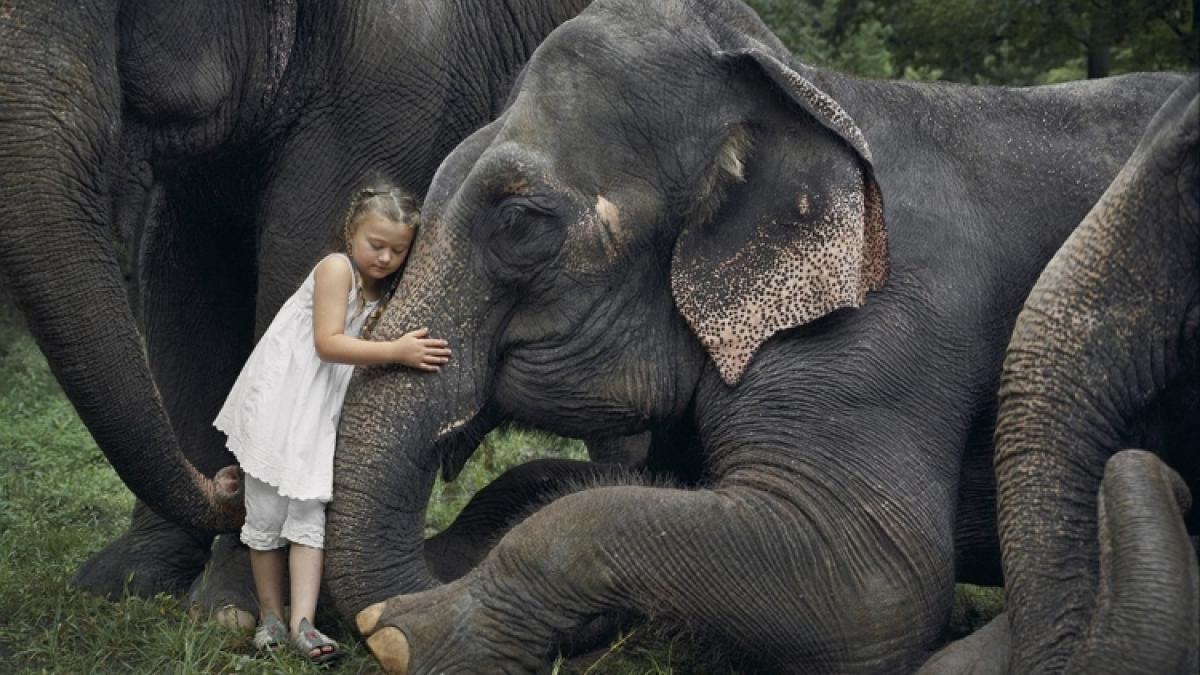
[995,76,1199,673]
[326,0,887,614]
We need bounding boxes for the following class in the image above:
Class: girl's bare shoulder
[313,253,352,288]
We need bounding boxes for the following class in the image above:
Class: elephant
[319,0,1187,672]
[993,76,1200,673]
[0,0,593,610]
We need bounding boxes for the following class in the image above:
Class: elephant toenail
[213,605,256,631]
[367,627,411,675]
[356,600,386,634]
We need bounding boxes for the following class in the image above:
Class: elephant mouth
[430,408,497,484]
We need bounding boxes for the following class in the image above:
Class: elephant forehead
[672,186,868,385]
[470,142,554,187]
[506,17,719,152]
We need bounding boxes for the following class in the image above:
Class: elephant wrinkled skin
[323,0,1187,672]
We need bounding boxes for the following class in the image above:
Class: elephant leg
[424,458,636,582]
[74,174,256,598]
[423,458,642,660]
[360,485,953,674]
[72,501,214,598]
[188,535,258,630]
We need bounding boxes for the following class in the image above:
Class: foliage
[745,0,1196,83]
[745,0,895,77]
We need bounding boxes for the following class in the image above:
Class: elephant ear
[671,47,887,386]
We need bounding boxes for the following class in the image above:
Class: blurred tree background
[747,0,1197,84]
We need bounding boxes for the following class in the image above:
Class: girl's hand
[391,328,452,371]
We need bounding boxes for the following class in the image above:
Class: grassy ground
[0,299,1000,673]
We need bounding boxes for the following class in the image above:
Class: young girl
[213,186,450,663]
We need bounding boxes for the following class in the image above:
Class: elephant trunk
[996,83,1199,674]
[1076,450,1198,673]
[0,1,242,532]
[324,386,439,614]
[325,223,494,617]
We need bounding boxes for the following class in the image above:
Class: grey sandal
[253,613,288,651]
[293,617,342,665]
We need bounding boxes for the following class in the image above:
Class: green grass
[0,301,1001,673]
[425,428,587,536]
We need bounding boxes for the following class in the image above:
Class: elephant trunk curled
[995,80,1200,674]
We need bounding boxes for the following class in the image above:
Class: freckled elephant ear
[671,47,888,386]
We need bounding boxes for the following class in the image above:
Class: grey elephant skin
[0,0,593,603]
[994,76,1200,674]
[322,0,1188,672]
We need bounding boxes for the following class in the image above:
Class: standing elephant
[323,0,1186,672]
[995,77,1199,673]
[0,0,591,604]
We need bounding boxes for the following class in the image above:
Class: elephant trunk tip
[1071,449,1200,673]
[183,464,246,534]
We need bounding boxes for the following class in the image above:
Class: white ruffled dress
[214,253,378,502]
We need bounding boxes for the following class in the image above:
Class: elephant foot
[357,576,546,675]
[187,535,257,630]
[71,500,215,598]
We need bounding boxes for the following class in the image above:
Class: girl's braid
[341,187,377,321]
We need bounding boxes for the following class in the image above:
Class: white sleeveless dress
[214,253,378,502]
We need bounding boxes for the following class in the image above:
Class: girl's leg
[249,548,287,620]
[240,474,290,621]
[288,543,323,633]
[281,498,336,659]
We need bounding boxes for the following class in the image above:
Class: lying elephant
[0,0,590,604]
[322,0,1187,671]
[996,76,1200,673]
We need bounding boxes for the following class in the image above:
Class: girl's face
[350,211,416,282]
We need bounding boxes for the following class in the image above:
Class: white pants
[240,473,327,550]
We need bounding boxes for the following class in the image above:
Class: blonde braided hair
[336,185,421,337]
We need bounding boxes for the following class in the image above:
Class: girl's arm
[311,256,450,370]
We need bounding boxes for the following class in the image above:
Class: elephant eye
[497,202,531,230]
[483,194,566,284]
[499,195,555,220]
[491,196,555,239]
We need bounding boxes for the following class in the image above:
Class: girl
[213,186,450,663]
